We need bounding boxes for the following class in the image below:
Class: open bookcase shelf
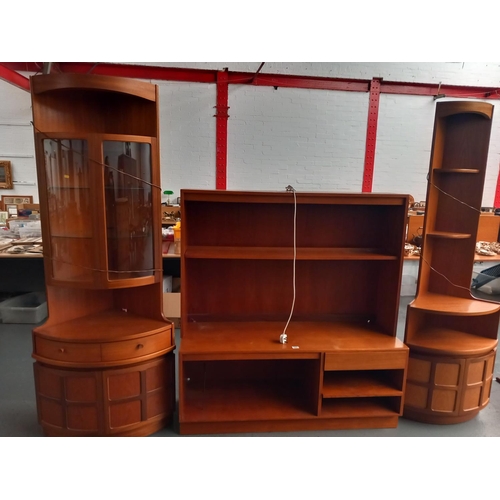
[403,100,499,425]
[179,189,409,434]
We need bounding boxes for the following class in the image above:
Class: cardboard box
[163,292,180,328]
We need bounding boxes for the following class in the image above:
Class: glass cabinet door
[43,139,94,284]
[103,141,154,280]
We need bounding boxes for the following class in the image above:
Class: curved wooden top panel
[436,100,493,119]
[31,73,156,102]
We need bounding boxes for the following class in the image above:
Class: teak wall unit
[178,189,409,435]
[30,74,175,437]
[403,101,500,424]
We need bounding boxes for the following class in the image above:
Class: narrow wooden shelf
[426,231,471,239]
[322,372,403,398]
[433,168,480,174]
[405,327,498,356]
[321,398,400,418]
[184,246,398,260]
[411,293,500,316]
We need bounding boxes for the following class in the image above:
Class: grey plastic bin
[0,292,48,324]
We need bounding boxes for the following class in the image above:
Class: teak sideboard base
[179,321,408,435]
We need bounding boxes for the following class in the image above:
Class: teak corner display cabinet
[178,189,409,435]
[30,74,175,437]
[404,100,500,424]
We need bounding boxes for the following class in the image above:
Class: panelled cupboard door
[34,356,174,436]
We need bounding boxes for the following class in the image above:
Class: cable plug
[279,333,288,344]
[285,185,295,192]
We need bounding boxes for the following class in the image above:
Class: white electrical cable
[280,185,297,344]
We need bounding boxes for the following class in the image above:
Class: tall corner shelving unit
[178,189,409,435]
[30,73,175,436]
[403,100,500,424]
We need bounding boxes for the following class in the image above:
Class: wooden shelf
[321,398,400,418]
[35,309,170,341]
[182,381,314,423]
[410,293,500,316]
[181,320,405,358]
[426,231,471,239]
[323,372,403,398]
[433,168,480,174]
[184,246,398,260]
[406,327,498,356]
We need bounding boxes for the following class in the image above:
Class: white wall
[157,81,216,201]
[2,62,500,205]
[227,85,367,192]
[0,79,38,201]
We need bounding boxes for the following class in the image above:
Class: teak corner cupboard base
[178,189,409,435]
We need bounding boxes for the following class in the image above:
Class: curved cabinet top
[436,100,493,119]
[31,73,157,102]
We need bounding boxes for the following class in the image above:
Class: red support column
[215,71,229,190]
[362,78,381,192]
[494,163,500,209]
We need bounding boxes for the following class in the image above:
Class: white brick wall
[157,81,216,202]
[374,94,436,201]
[1,63,500,205]
[227,86,368,192]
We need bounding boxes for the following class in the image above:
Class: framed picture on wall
[0,195,33,211]
[0,161,13,189]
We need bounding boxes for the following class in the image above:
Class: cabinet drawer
[101,330,171,361]
[324,351,408,371]
[35,338,102,363]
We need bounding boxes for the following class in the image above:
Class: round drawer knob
[137,344,144,349]
[59,348,65,353]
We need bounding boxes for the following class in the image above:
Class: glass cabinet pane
[43,139,94,283]
[103,141,154,280]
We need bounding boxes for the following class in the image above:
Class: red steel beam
[0,64,30,91]
[57,62,217,84]
[380,81,500,100]
[362,78,381,193]
[215,71,229,190]
[229,72,370,92]
[3,62,500,99]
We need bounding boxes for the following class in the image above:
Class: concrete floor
[1,294,500,437]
